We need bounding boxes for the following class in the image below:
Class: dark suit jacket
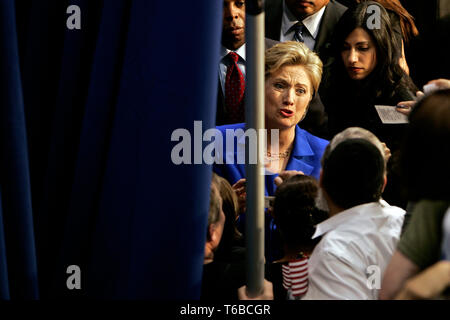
[265,0,347,65]
[216,38,279,126]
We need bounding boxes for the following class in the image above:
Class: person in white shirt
[302,131,405,300]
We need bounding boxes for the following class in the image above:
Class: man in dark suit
[265,0,347,137]
[265,0,347,64]
[217,0,278,126]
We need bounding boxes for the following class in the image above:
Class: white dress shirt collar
[312,200,391,239]
[281,1,327,40]
[220,43,246,62]
[218,44,246,97]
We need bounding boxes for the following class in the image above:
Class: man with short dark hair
[217,0,278,125]
[302,137,405,300]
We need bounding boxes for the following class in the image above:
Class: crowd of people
[203,0,450,300]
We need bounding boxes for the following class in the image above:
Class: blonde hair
[265,41,323,95]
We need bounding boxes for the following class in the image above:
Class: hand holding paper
[375,105,409,124]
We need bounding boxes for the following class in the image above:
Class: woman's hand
[396,79,450,116]
[238,279,274,300]
[274,170,304,187]
[232,178,247,215]
[396,91,424,116]
[234,170,304,215]
[396,100,416,115]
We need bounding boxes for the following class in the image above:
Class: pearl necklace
[265,148,291,162]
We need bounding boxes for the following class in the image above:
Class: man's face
[222,0,246,50]
[285,0,330,20]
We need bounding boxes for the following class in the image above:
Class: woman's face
[341,27,377,80]
[265,64,313,130]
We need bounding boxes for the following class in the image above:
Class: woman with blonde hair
[214,41,329,261]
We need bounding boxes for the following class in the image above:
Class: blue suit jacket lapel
[285,126,315,176]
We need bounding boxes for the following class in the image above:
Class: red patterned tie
[225,52,245,123]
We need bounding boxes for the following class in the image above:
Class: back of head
[212,173,242,258]
[401,89,450,201]
[212,173,239,222]
[273,175,328,250]
[322,138,386,209]
[323,127,387,165]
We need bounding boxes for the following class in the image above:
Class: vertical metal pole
[245,0,265,298]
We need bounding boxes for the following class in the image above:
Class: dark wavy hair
[273,175,328,250]
[327,1,416,98]
[355,0,419,43]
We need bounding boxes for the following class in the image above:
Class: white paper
[374,105,409,124]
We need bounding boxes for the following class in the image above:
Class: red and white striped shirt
[282,256,308,298]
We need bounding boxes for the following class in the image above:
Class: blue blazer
[213,123,329,196]
[213,123,329,262]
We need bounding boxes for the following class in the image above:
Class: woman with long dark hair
[321,1,417,151]
[355,0,420,74]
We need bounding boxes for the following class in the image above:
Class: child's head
[212,173,242,259]
[273,175,328,252]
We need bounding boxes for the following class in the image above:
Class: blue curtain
[0,0,39,299]
[0,0,222,299]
